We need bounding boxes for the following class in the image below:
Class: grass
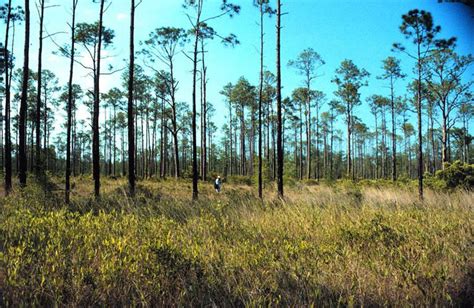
[0,177,473,306]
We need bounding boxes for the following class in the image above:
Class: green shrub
[1,180,472,306]
[424,173,448,190]
[435,161,473,190]
[226,175,253,186]
[301,179,320,186]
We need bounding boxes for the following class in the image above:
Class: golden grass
[0,177,472,306]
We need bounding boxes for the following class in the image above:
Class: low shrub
[226,175,253,186]
[301,179,320,186]
[0,180,472,306]
[435,161,473,190]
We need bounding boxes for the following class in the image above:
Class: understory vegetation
[1,178,472,306]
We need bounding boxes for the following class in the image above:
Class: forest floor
[0,176,473,306]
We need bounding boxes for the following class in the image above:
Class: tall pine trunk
[92,0,105,197]
[35,0,45,176]
[441,113,448,169]
[4,0,13,193]
[191,12,201,200]
[257,1,264,198]
[200,40,207,181]
[416,46,423,200]
[346,105,352,178]
[66,0,78,204]
[19,0,30,186]
[276,0,283,197]
[390,81,396,181]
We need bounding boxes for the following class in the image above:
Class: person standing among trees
[214,175,222,193]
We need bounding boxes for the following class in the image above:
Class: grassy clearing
[0,178,473,306]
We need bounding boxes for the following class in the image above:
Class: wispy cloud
[116,12,127,21]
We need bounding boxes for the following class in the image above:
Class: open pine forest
[0,0,473,305]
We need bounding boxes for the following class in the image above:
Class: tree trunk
[276,0,283,197]
[346,106,352,178]
[200,40,207,181]
[315,109,320,180]
[160,99,165,178]
[191,13,201,200]
[441,114,448,169]
[4,0,13,193]
[65,0,77,204]
[240,105,246,176]
[141,111,145,178]
[109,111,114,176]
[228,104,233,176]
[416,50,423,200]
[390,79,396,181]
[30,125,34,172]
[18,0,30,186]
[299,102,303,180]
[35,0,45,176]
[374,112,379,179]
[169,64,180,178]
[103,106,107,176]
[72,101,77,176]
[257,1,264,198]
[430,112,436,172]
[250,110,255,176]
[330,111,334,178]
[381,107,386,178]
[306,95,311,179]
[93,0,105,197]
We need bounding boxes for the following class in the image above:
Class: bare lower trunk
[441,116,448,169]
[4,0,13,193]
[35,0,45,176]
[66,0,77,204]
[276,0,283,197]
[416,57,423,200]
[93,0,106,197]
[18,0,30,186]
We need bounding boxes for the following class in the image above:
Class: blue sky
[2,0,473,140]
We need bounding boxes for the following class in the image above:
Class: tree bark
[35,0,45,176]
[346,105,352,178]
[200,40,207,181]
[416,46,423,200]
[276,0,283,197]
[441,113,448,169]
[66,0,77,204]
[257,1,264,198]
[191,10,201,200]
[93,0,105,197]
[4,0,13,193]
[18,0,30,187]
[390,77,396,181]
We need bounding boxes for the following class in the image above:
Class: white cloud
[116,13,127,21]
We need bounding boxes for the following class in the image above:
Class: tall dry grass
[0,178,472,306]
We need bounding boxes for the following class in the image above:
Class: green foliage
[435,161,474,190]
[301,178,319,186]
[0,181,472,306]
[226,175,253,186]
[424,173,448,190]
[75,22,115,47]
